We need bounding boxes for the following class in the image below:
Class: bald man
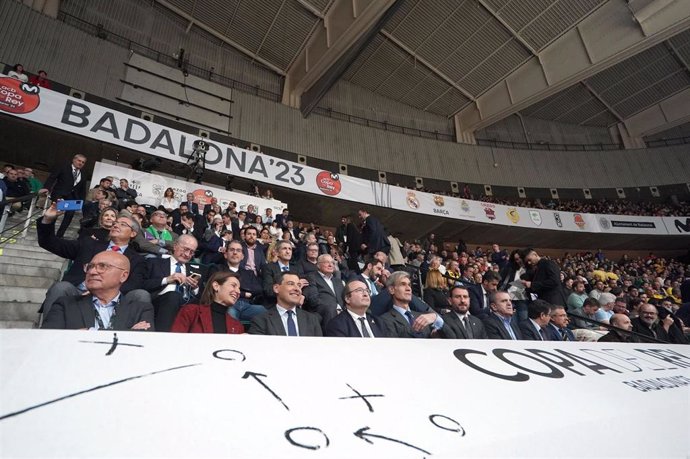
[42,251,154,330]
[598,313,638,343]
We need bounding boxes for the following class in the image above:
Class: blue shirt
[92,293,121,330]
[498,314,517,340]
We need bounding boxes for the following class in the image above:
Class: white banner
[1,74,687,236]
[1,330,689,458]
[91,161,286,215]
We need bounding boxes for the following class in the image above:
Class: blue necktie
[286,310,297,336]
[281,265,289,272]
[175,262,184,294]
[405,310,415,327]
[369,278,378,296]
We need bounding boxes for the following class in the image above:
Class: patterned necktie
[463,316,474,339]
[175,262,185,295]
[286,310,297,336]
[358,317,371,337]
[560,328,568,341]
[405,310,415,327]
[539,327,548,341]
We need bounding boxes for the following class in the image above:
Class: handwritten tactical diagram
[1,330,688,457]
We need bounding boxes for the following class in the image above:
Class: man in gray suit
[249,272,322,336]
[441,286,487,339]
[42,251,154,330]
[304,254,345,328]
[377,271,443,338]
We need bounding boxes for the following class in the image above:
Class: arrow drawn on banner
[241,371,289,411]
[354,426,431,455]
[0,363,200,421]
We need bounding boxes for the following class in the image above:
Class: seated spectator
[42,251,153,330]
[146,209,178,250]
[242,226,267,276]
[589,280,606,301]
[423,268,450,313]
[114,178,137,209]
[570,298,600,330]
[519,300,552,341]
[86,177,116,203]
[598,313,638,343]
[469,271,500,320]
[376,271,442,338]
[594,292,616,323]
[21,167,42,193]
[8,64,28,82]
[248,271,322,336]
[171,272,244,334]
[545,305,575,341]
[482,291,523,340]
[297,242,320,275]
[324,279,386,337]
[203,197,221,216]
[208,239,266,321]
[261,240,307,306]
[78,207,117,242]
[631,303,688,344]
[28,70,51,89]
[142,235,202,332]
[37,204,148,318]
[159,187,179,213]
[440,286,487,339]
[567,280,588,312]
[173,211,203,240]
[2,167,30,212]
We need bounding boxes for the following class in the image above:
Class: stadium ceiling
[154,0,690,137]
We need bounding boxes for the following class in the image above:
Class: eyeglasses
[84,262,127,273]
[227,248,243,253]
[177,247,196,255]
[349,287,371,296]
[112,221,132,229]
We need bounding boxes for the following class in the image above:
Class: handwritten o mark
[284,427,330,451]
[429,414,466,436]
[212,349,246,362]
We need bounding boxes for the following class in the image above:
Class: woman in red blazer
[171,271,245,334]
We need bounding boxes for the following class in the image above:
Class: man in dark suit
[632,303,688,344]
[598,313,639,342]
[482,291,523,340]
[303,254,345,328]
[249,272,322,336]
[519,248,568,306]
[172,211,204,240]
[545,305,576,341]
[358,209,390,256]
[142,235,202,332]
[325,279,386,337]
[182,192,200,215]
[441,286,487,339]
[39,154,88,237]
[468,271,500,320]
[42,251,154,330]
[519,300,551,341]
[377,271,443,338]
[114,178,138,209]
[351,258,384,299]
[202,197,221,216]
[274,208,291,229]
[209,240,266,320]
[262,240,306,306]
[38,203,147,319]
[297,242,320,275]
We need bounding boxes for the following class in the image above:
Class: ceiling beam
[282,0,402,116]
[624,86,690,137]
[153,0,286,76]
[295,0,324,19]
[475,0,539,57]
[455,0,690,136]
[580,81,624,122]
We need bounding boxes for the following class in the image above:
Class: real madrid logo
[460,200,470,213]
[152,184,163,197]
[433,195,445,207]
[507,208,520,224]
[599,217,610,230]
[406,192,420,209]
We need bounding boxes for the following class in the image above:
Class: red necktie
[111,245,120,252]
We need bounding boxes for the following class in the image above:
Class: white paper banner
[1,330,689,458]
[1,75,687,236]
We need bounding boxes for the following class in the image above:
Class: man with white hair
[594,292,616,324]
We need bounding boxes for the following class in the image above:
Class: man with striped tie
[545,305,576,341]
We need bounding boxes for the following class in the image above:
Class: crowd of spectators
[27,154,688,345]
[6,63,52,88]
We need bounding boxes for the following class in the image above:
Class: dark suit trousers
[56,211,76,238]
[153,291,186,332]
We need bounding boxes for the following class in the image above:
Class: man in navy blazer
[482,291,523,340]
[39,154,88,237]
[325,279,386,337]
[358,209,390,255]
[546,305,576,341]
[37,204,147,319]
[468,271,500,320]
[142,235,202,332]
[518,300,552,341]
[241,226,267,276]
[182,193,200,215]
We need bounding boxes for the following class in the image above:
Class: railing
[567,311,670,344]
[0,193,43,244]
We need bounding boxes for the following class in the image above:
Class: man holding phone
[142,234,204,332]
[40,154,88,237]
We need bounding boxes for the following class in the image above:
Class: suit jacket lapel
[295,309,311,336]
[79,296,95,329]
[269,309,287,336]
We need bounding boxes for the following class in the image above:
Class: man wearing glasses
[324,279,386,337]
[37,203,148,322]
[42,251,154,330]
[141,235,202,332]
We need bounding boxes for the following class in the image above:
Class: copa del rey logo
[0,77,40,114]
[315,171,341,196]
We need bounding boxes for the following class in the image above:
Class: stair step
[0,273,56,288]
[0,242,56,253]
[0,301,41,322]
[0,264,62,279]
[0,247,66,261]
[0,286,50,304]
[0,256,66,270]
[0,320,37,329]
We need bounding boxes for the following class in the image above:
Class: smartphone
[189,272,202,281]
[57,200,83,211]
